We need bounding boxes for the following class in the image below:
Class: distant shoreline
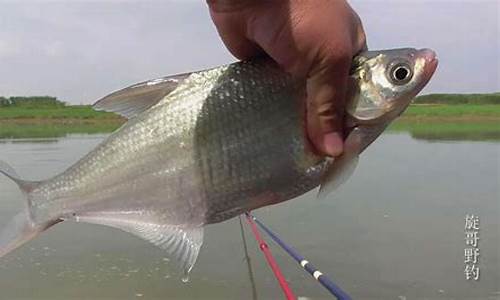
[1,94,499,134]
[1,101,499,141]
[1,114,499,125]
[1,103,499,124]
[0,118,124,125]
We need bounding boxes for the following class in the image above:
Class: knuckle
[333,47,353,63]
[355,24,367,52]
[316,45,352,74]
[315,101,337,118]
[351,11,367,52]
[318,115,338,133]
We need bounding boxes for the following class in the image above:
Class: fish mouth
[398,48,438,105]
[392,48,438,112]
[417,48,438,83]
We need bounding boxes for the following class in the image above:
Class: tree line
[0,96,67,108]
[414,93,500,105]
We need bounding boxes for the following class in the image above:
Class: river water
[0,132,498,299]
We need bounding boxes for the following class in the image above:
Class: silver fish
[0,48,437,276]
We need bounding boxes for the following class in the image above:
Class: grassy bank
[0,121,122,139]
[2,118,498,141]
[0,105,120,120]
[1,93,499,141]
[390,120,500,142]
[1,103,499,120]
[414,93,500,105]
[401,104,500,121]
[0,93,498,120]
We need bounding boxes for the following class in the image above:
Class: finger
[306,7,366,157]
[207,1,264,60]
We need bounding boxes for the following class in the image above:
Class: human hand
[207,0,366,156]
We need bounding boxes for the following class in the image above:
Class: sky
[0,0,498,104]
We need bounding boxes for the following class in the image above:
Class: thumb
[306,56,350,157]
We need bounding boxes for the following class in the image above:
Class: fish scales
[32,60,320,225]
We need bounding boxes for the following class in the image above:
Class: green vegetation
[394,93,500,141]
[414,93,500,105]
[390,120,500,142]
[0,105,120,120]
[0,96,66,107]
[402,104,500,118]
[0,96,120,120]
[1,93,499,141]
[1,93,498,120]
[0,96,123,138]
[0,122,122,139]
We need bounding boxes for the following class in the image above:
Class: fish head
[318,48,437,198]
[346,48,438,124]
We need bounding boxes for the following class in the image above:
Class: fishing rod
[246,212,352,300]
[244,213,296,300]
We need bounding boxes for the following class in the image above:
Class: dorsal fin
[93,73,191,119]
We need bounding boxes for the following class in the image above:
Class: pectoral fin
[318,128,363,199]
[74,212,203,276]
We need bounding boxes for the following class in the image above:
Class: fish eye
[389,63,413,85]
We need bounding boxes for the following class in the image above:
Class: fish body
[36,61,321,226]
[0,48,437,275]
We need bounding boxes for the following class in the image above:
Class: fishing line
[238,215,258,300]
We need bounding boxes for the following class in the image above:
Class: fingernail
[323,132,344,156]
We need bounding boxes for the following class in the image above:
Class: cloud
[0,40,19,58]
[351,0,499,95]
[0,0,497,104]
[43,40,65,57]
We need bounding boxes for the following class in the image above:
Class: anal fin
[74,212,203,276]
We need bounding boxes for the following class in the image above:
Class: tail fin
[0,161,60,258]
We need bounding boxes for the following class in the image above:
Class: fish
[0,48,437,277]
